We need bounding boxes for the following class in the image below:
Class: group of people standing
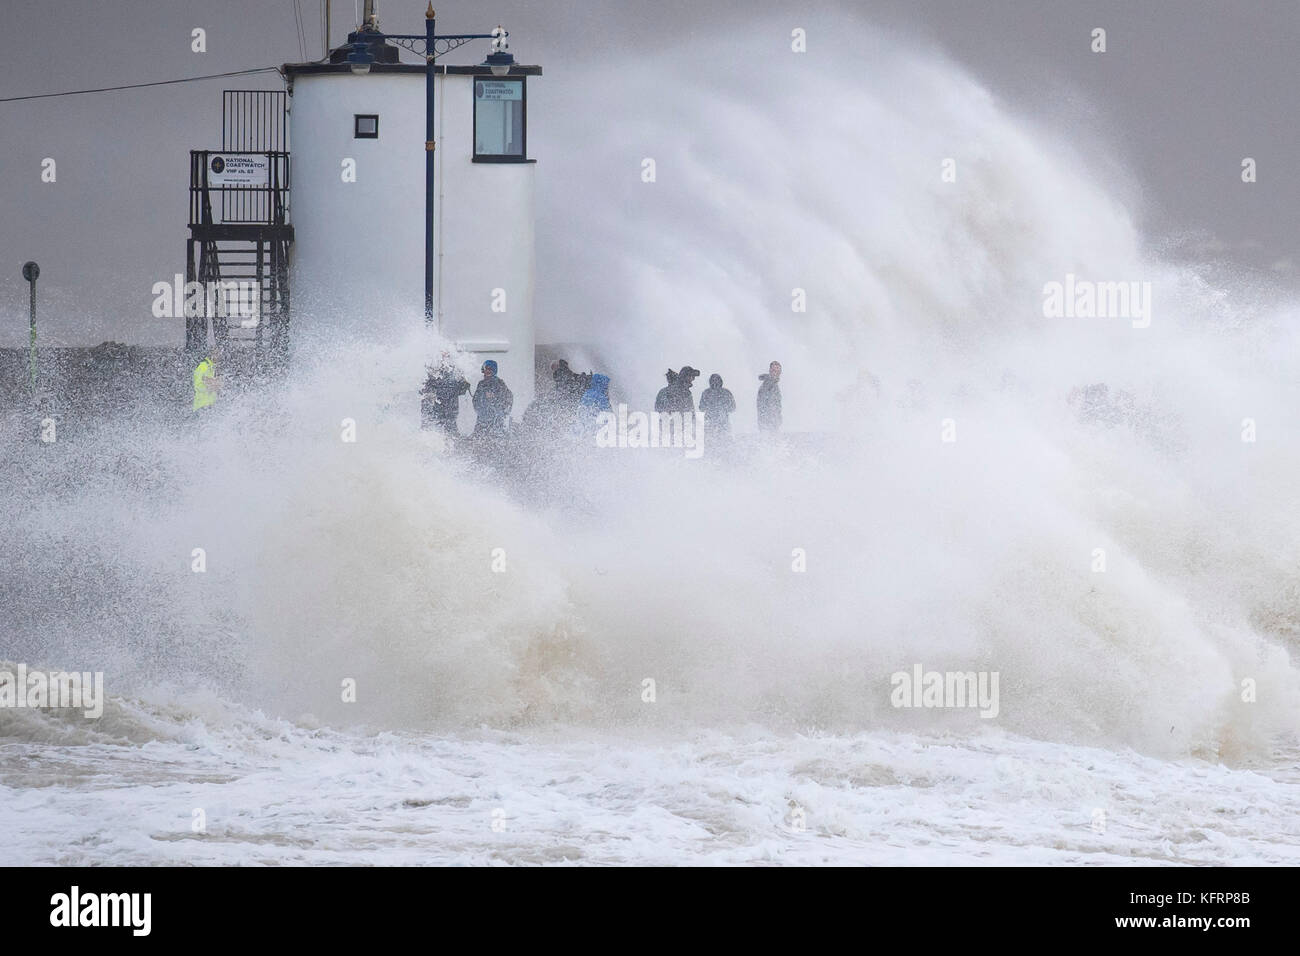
[519,359,612,432]
[420,353,785,443]
[655,360,783,438]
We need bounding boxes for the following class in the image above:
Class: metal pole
[424,4,436,325]
[28,280,36,391]
[21,261,39,393]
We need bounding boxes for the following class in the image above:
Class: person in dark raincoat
[472,359,513,438]
[654,369,678,413]
[698,373,736,441]
[420,356,470,434]
[551,359,591,406]
[757,360,782,434]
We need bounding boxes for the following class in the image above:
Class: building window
[473,78,525,161]
[354,114,379,139]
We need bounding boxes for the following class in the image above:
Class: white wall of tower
[288,70,536,412]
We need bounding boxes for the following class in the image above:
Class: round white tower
[284,24,540,413]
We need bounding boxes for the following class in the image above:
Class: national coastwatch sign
[208,153,270,187]
[475,80,522,101]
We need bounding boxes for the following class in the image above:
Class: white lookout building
[185,4,540,413]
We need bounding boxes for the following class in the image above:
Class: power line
[0,68,284,104]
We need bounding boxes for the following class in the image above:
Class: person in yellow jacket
[193,346,220,411]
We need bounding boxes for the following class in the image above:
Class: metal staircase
[185,91,293,367]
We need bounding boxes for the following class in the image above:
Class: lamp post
[21,260,39,393]
[346,6,514,327]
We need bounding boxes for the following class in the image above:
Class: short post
[22,261,39,394]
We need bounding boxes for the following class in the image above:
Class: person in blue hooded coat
[578,374,612,429]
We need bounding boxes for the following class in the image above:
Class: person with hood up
[698,373,736,440]
[472,359,513,438]
[420,354,470,434]
[578,373,612,429]
[757,360,782,434]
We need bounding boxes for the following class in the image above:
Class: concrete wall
[0,346,191,438]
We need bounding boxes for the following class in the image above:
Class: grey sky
[1,0,1296,347]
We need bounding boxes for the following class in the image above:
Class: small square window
[354,114,379,139]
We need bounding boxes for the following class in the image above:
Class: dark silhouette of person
[665,366,700,415]
[654,369,678,413]
[699,373,736,440]
[551,359,590,406]
[757,360,782,434]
